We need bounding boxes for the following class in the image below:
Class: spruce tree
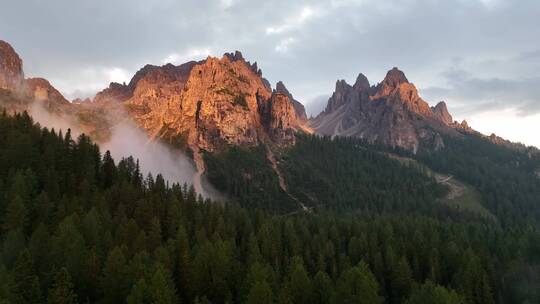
[47,268,78,304]
[11,250,42,304]
[149,265,179,304]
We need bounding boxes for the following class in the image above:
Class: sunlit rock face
[1,40,307,153]
[309,67,461,153]
[275,81,307,123]
[111,51,306,152]
[432,101,453,125]
[0,40,24,91]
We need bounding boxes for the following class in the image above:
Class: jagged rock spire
[382,67,409,88]
[0,40,24,90]
[432,101,453,125]
[353,73,370,91]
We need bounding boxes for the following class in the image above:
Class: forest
[1,111,540,304]
[416,133,540,228]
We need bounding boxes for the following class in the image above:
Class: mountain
[0,41,70,111]
[0,40,24,91]
[0,41,307,152]
[275,80,308,122]
[114,51,306,153]
[309,67,466,152]
[91,51,308,153]
[1,39,540,303]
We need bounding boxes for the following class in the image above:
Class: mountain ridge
[1,39,536,155]
[309,67,473,152]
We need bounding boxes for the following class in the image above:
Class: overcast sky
[1,0,539,147]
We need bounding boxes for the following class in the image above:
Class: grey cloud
[423,53,540,117]
[425,75,540,116]
[1,0,539,116]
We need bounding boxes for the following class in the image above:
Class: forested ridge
[415,134,540,228]
[1,111,540,304]
[204,135,449,215]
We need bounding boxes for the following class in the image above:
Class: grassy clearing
[385,152,497,221]
[442,180,497,222]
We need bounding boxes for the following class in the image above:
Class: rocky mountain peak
[335,79,352,92]
[23,77,70,106]
[310,68,461,152]
[381,67,409,88]
[223,50,245,62]
[0,40,24,91]
[353,73,370,91]
[275,81,307,122]
[323,80,354,114]
[122,51,305,152]
[275,81,289,95]
[432,101,453,125]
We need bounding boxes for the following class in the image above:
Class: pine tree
[0,264,14,303]
[286,257,313,304]
[11,250,42,304]
[176,225,191,302]
[245,281,272,304]
[47,268,78,304]
[1,229,25,267]
[100,247,129,304]
[312,271,334,304]
[2,196,27,232]
[390,256,413,303]
[126,278,149,304]
[148,264,179,304]
[148,217,162,249]
[101,150,117,188]
[405,281,464,304]
[335,261,382,304]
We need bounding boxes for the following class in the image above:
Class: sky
[1,0,539,148]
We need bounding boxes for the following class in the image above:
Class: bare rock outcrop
[23,77,70,109]
[259,92,300,145]
[432,101,453,125]
[275,81,307,122]
[0,40,24,91]
[122,52,304,152]
[309,67,461,152]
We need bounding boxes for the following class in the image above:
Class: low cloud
[28,101,222,199]
[304,94,330,117]
[101,122,196,188]
[162,48,212,65]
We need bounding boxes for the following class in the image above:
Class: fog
[28,101,222,199]
[101,122,196,188]
[29,102,85,138]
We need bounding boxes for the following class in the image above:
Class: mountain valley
[1,39,540,303]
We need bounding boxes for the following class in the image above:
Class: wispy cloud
[162,48,213,64]
[275,37,296,53]
[265,6,320,35]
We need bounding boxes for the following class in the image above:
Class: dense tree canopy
[0,111,539,303]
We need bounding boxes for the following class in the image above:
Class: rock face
[275,81,307,122]
[0,41,113,141]
[0,40,71,115]
[0,40,24,91]
[259,92,299,144]
[0,40,305,153]
[432,101,453,125]
[23,77,70,109]
[309,67,461,152]
[121,51,304,152]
